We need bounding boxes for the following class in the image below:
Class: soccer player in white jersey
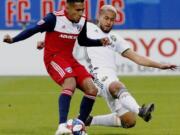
[37,5,177,129]
[72,5,177,128]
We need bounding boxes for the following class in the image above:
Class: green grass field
[0,76,180,135]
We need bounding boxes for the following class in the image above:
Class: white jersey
[73,22,130,71]
[73,23,131,115]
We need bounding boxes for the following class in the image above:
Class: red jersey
[44,10,86,65]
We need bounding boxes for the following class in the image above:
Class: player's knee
[62,77,76,91]
[85,86,98,96]
[109,81,125,98]
[120,112,136,128]
[82,78,98,96]
[121,119,136,128]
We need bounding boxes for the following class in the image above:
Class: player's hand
[100,37,111,46]
[37,41,45,50]
[3,34,13,44]
[160,64,177,70]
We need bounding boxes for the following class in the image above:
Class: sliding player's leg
[86,102,136,128]
[109,81,154,122]
[109,81,140,114]
[93,68,154,124]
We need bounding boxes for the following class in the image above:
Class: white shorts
[93,67,129,116]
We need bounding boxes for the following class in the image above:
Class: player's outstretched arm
[158,64,177,70]
[122,49,177,70]
[3,25,44,44]
[3,13,56,44]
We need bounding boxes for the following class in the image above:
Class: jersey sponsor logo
[86,58,105,90]
[65,67,72,73]
[94,78,105,90]
[59,34,78,39]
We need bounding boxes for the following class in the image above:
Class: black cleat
[85,115,93,126]
[138,103,155,122]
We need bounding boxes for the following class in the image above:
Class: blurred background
[0,0,180,75]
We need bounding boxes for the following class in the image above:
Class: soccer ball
[67,118,87,135]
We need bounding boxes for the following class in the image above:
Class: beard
[100,25,112,33]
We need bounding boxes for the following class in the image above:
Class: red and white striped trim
[50,61,65,78]
[84,94,96,100]
[62,89,74,96]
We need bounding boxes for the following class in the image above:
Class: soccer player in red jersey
[73,5,177,129]
[3,0,109,134]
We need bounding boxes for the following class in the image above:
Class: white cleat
[55,123,72,135]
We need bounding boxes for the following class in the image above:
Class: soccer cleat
[138,103,155,122]
[55,123,72,135]
[84,115,93,126]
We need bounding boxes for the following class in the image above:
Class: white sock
[91,113,121,127]
[118,88,140,114]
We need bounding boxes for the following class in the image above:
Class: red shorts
[45,56,92,86]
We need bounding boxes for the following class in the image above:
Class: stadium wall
[1,0,180,29]
[0,30,180,76]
